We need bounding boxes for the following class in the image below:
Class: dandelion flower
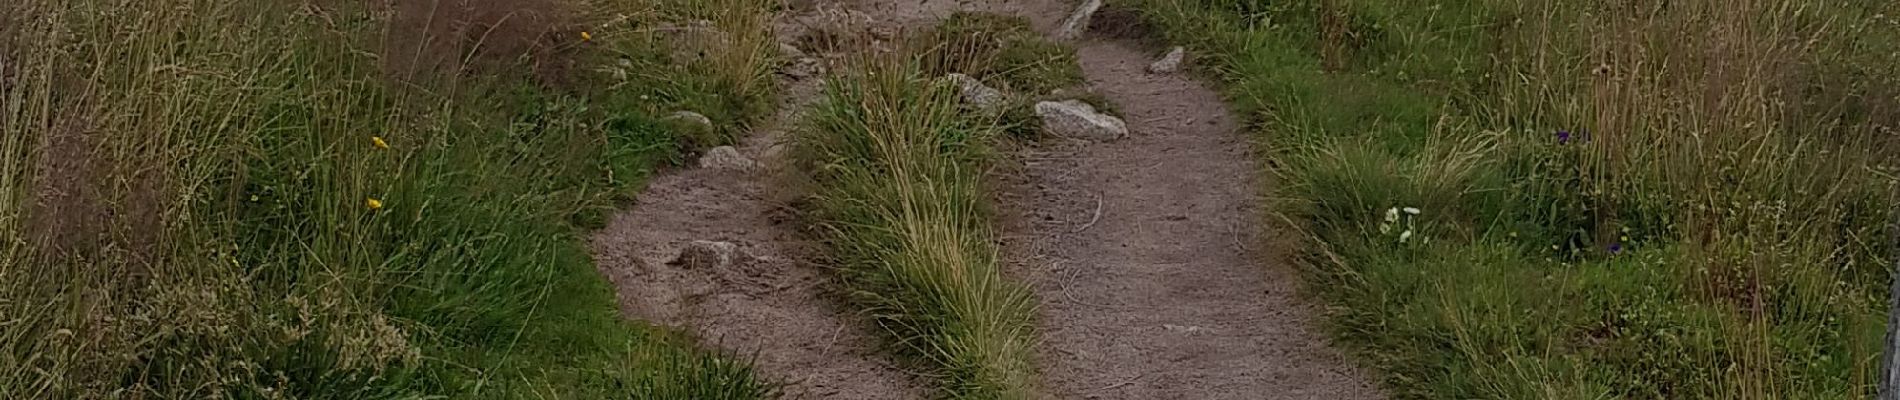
[1402,207,1421,215]
[371,136,390,149]
[580,31,593,42]
[367,198,384,211]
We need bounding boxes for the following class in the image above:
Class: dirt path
[589,99,927,398]
[587,7,927,399]
[594,0,1382,397]
[589,1,1048,398]
[993,4,1385,398]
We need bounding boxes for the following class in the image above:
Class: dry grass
[0,0,781,397]
[794,30,1049,398]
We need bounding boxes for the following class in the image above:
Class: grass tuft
[920,12,1085,96]
[795,46,1040,399]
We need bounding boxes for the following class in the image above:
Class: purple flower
[1556,130,1572,144]
[1608,243,1623,254]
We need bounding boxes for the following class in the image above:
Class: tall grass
[0,0,779,397]
[1133,0,1900,397]
[796,44,1040,398]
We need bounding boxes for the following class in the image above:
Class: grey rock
[1036,100,1128,141]
[1148,46,1187,74]
[946,73,1005,110]
[1163,324,1214,335]
[698,146,759,171]
[667,110,714,129]
[778,42,806,59]
[1055,0,1104,41]
[671,240,747,269]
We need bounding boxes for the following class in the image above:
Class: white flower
[1403,207,1422,215]
[1399,230,1414,243]
[1384,207,1401,223]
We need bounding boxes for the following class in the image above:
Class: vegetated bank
[0,0,778,397]
[792,12,1081,399]
[1128,0,1900,397]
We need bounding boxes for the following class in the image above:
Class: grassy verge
[0,0,777,398]
[1131,0,1900,397]
[792,14,1077,397]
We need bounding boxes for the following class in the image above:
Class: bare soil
[992,4,1385,398]
[593,0,1384,398]
[588,3,929,399]
[590,165,928,399]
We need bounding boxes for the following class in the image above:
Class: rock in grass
[1054,0,1104,41]
[1036,100,1127,141]
[667,110,714,129]
[699,146,759,171]
[946,73,1006,110]
[671,240,747,269]
[1147,46,1187,74]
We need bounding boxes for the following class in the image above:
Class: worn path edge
[993,1,1386,398]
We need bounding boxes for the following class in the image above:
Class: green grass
[0,0,778,398]
[795,44,1040,398]
[1130,0,1900,398]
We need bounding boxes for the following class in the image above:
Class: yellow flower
[367,198,384,210]
[371,136,390,149]
[580,31,592,42]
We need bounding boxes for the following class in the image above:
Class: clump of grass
[0,0,779,398]
[796,49,1039,398]
[921,12,1084,96]
[1132,0,1900,397]
[914,12,1094,140]
[606,0,781,148]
